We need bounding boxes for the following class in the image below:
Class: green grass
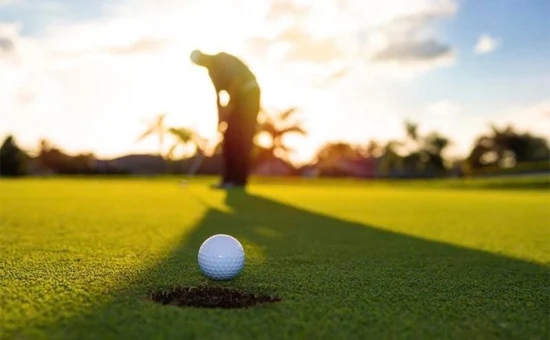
[1,177,549,339]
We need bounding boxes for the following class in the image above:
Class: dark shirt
[205,52,258,97]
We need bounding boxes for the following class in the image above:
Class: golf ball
[198,234,245,280]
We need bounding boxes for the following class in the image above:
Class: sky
[1,0,549,164]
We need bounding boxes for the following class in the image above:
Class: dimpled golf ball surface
[198,234,245,280]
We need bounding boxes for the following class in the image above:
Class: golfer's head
[190,49,209,66]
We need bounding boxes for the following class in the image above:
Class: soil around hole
[148,285,282,309]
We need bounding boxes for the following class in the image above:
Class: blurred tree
[468,136,494,168]
[38,140,70,173]
[37,140,96,174]
[467,124,550,169]
[0,135,28,176]
[400,120,422,174]
[137,113,168,156]
[422,132,451,173]
[255,107,307,162]
[315,142,362,164]
[166,127,208,160]
[364,140,383,158]
[68,153,95,174]
[314,142,365,177]
[404,120,419,147]
[379,140,404,176]
[423,132,450,155]
[398,120,452,176]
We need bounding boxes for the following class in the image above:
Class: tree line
[1,108,549,177]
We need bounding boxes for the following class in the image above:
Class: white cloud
[0,0,20,6]
[245,0,459,79]
[498,100,550,138]
[0,0,469,162]
[0,37,15,53]
[0,0,69,14]
[0,0,280,157]
[372,40,451,62]
[426,100,460,117]
[474,34,500,54]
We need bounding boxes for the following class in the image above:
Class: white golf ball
[198,234,245,280]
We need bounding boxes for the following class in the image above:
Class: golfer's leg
[240,133,255,186]
[246,89,261,185]
[226,126,242,185]
[231,118,256,186]
[228,88,260,187]
[231,131,245,186]
[221,133,232,184]
[237,90,260,186]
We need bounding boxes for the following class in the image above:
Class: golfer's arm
[216,77,243,124]
[216,91,229,124]
[221,79,241,116]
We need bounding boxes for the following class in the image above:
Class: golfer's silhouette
[190,50,261,189]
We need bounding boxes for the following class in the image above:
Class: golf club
[179,131,221,187]
[179,152,206,186]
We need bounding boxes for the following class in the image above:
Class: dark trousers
[221,88,260,186]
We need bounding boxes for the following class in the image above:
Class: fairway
[1,178,549,339]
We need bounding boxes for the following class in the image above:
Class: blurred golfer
[190,50,261,189]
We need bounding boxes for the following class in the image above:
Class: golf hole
[149,285,281,309]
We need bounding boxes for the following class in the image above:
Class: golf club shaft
[187,153,205,177]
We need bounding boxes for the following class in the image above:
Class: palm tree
[466,123,549,169]
[137,113,168,156]
[315,142,362,164]
[0,135,28,177]
[163,127,208,175]
[256,107,307,161]
[404,120,419,143]
[166,127,208,160]
[365,140,383,158]
[394,120,452,176]
[422,132,451,173]
[403,119,422,156]
[423,132,450,155]
[314,142,364,177]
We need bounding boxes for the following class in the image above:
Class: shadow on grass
[19,189,549,339]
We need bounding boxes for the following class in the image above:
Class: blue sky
[0,0,125,34]
[408,0,550,112]
[0,0,549,162]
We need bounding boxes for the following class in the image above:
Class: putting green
[1,177,548,339]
